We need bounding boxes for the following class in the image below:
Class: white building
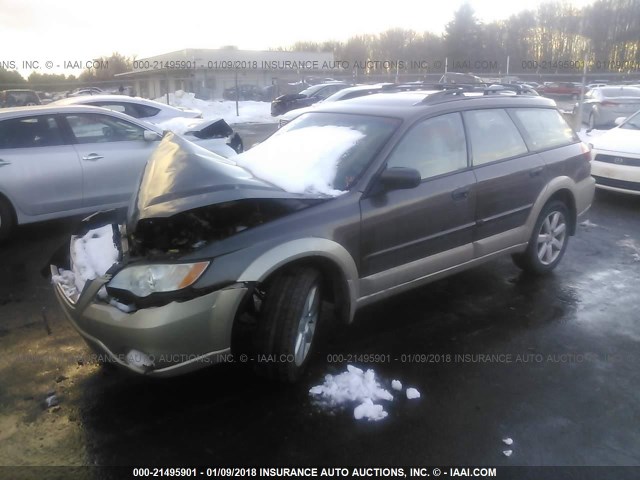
[117,47,336,100]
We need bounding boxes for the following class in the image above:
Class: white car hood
[592,127,640,155]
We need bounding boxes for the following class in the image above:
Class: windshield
[620,111,640,130]
[234,112,400,196]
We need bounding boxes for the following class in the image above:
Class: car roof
[0,104,163,131]
[307,90,557,120]
[54,94,168,107]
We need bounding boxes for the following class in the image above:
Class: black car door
[461,108,546,255]
[359,112,477,296]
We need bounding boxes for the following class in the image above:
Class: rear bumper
[575,175,596,218]
[51,265,248,377]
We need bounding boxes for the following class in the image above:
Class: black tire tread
[255,266,321,383]
[0,196,15,241]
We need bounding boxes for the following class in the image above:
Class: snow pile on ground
[617,237,640,262]
[309,365,421,422]
[154,90,275,124]
[51,226,119,298]
[235,125,364,196]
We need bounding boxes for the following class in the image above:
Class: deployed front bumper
[51,264,248,377]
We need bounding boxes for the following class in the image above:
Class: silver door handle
[0,159,11,167]
[82,154,104,161]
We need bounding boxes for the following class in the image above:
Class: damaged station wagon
[52,86,595,382]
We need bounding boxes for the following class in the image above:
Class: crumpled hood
[128,132,319,227]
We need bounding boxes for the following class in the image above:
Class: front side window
[463,109,528,165]
[65,114,145,143]
[0,115,64,149]
[511,108,578,151]
[386,112,468,179]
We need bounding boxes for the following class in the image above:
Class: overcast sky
[2,0,595,76]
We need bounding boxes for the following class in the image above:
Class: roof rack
[483,83,539,95]
[418,86,480,104]
[418,83,539,105]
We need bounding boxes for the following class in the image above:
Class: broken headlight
[108,262,209,297]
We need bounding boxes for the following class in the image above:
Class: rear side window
[0,116,65,149]
[511,108,578,151]
[463,109,528,165]
[134,104,161,118]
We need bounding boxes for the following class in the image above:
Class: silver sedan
[574,86,640,129]
[0,105,231,239]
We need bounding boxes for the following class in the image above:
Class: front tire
[0,197,15,241]
[588,111,597,130]
[512,201,570,275]
[255,266,322,382]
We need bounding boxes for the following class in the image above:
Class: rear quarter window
[133,104,161,118]
[510,108,578,151]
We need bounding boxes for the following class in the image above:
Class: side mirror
[614,116,626,126]
[378,167,421,191]
[143,130,161,141]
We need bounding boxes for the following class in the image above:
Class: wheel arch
[527,179,578,239]
[546,188,577,235]
[237,238,359,324]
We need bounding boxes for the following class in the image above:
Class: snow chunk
[71,225,119,293]
[579,220,599,228]
[503,450,513,457]
[503,437,514,445]
[126,349,154,368]
[406,388,421,399]
[51,268,79,299]
[235,125,365,196]
[354,399,388,421]
[156,117,212,135]
[45,394,59,408]
[391,380,403,391]
[309,365,393,407]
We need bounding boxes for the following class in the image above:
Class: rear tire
[512,200,570,275]
[588,111,596,130]
[0,197,15,241]
[254,266,322,383]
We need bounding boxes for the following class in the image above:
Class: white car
[590,109,640,195]
[53,95,203,123]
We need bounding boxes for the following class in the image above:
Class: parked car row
[49,86,595,383]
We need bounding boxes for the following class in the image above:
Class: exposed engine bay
[129,198,319,256]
